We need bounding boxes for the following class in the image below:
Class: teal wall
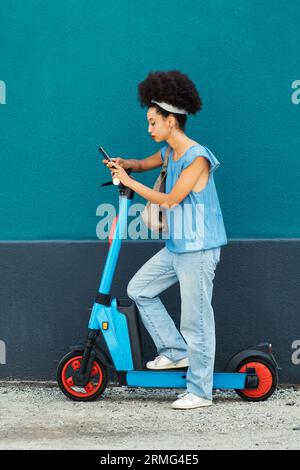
[0,0,299,240]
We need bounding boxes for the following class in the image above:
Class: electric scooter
[57,147,279,402]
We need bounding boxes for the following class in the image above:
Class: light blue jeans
[127,246,221,401]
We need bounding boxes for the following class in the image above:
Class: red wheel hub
[239,361,273,398]
[61,355,103,398]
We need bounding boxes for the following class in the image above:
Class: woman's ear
[168,114,176,128]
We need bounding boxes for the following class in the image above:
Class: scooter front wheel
[235,357,278,402]
[57,350,108,401]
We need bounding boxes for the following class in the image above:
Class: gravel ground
[0,381,299,450]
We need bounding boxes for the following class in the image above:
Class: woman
[103,70,227,410]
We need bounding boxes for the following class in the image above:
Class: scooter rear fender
[225,342,280,372]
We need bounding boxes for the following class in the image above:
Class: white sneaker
[172,392,212,409]
[146,355,189,370]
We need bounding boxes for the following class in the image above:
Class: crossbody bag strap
[162,145,171,171]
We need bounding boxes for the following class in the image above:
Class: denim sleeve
[182,145,221,174]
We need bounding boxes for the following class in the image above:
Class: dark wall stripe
[0,240,299,383]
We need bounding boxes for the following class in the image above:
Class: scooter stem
[99,195,133,296]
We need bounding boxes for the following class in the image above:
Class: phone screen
[98,146,113,162]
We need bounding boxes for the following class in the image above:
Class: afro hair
[138,70,202,118]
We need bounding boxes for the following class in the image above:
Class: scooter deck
[119,370,248,389]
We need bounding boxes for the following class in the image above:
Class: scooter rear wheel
[235,357,278,402]
[57,351,108,401]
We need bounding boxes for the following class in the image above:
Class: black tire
[235,357,278,402]
[57,350,108,402]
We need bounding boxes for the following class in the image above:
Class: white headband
[151,100,188,115]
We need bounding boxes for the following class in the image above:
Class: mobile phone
[98,146,114,164]
[98,146,120,185]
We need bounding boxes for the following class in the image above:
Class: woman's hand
[102,157,129,169]
[108,161,132,186]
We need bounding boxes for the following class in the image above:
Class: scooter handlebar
[99,146,132,188]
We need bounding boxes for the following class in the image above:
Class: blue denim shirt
[161,144,228,253]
